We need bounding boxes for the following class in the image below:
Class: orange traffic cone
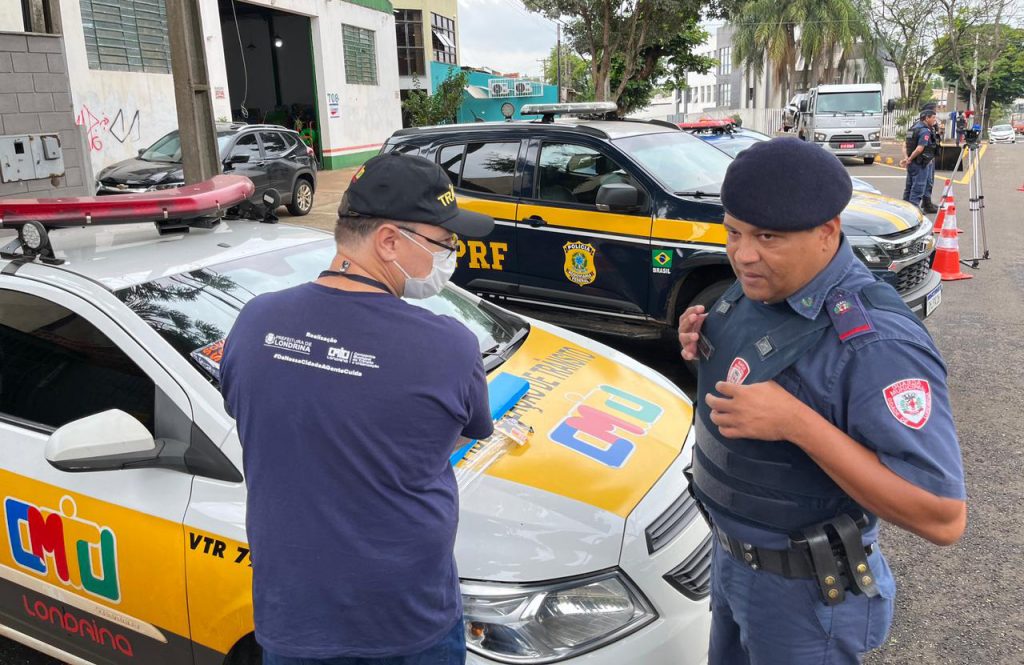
[932,180,954,232]
[932,204,972,281]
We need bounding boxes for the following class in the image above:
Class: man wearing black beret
[678,138,967,664]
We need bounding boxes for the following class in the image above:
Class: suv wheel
[287,178,314,216]
[864,156,875,165]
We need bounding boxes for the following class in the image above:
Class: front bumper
[819,141,882,158]
[989,136,1016,144]
[467,429,711,665]
[901,268,942,319]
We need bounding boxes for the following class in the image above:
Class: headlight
[868,132,880,141]
[462,571,655,663]
[149,182,184,191]
[814,132,827,142]
[848,237,891,268]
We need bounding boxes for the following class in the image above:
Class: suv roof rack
[0,175,255,265]
[619,117,681,131]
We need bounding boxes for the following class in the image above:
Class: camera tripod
[939,136,990,268]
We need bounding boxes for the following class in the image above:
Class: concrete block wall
[0,31,91,198]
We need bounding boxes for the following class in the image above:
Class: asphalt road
[3,142,1022,664]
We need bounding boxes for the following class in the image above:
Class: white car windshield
[992,125,1012,132]
[116,239,521,382]
[816,92,883,114]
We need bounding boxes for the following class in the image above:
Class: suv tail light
[305,145,315,158]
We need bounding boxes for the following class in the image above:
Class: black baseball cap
[338,153,494,238]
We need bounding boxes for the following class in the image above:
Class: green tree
[732,0,875,103]
[867,0,944,107]
[402,68,470,127]
[935,0,1017,118]
[937,24,1024,122]
[523,0,706,106]
[544,46,594,101]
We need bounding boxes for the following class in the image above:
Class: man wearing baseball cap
[221,153,496,664]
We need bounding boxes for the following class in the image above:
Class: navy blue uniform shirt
[221,283,492,659]
[706,239,966,549]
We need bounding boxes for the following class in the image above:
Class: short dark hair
[334,215,389,245]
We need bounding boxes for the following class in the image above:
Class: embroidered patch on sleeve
[883,379,932,429]
[727,357,750,385]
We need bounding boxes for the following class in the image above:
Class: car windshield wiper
[482,326,530,371]
[674,190,721,198]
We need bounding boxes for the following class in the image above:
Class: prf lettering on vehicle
[5,495,121,603]
[549,385,663,468]
[458,240,508,270]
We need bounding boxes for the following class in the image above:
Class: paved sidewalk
[288,166,360,232]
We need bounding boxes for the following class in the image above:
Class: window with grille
[395,9,425,77]
[343,24,378,85]
[431,12,457,65]
[79,0,171,73]
[718,47,732,75]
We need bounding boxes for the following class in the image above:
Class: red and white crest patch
[727,357,751,385]
[883,379,931,429]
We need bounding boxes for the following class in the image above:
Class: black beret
[920,109,937,119]
[720,137,852,231]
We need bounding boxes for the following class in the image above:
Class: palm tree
[733,0,874,103]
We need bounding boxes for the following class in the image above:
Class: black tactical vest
[690,279,925,536]
[904,121,936,163]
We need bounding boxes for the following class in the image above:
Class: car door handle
[523,215,547,228]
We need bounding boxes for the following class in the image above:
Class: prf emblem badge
[563,241,597,286]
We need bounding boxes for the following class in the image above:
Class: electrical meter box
[0,134,65,182]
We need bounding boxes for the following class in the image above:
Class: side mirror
[137,148,146,157]
[887,98,897,113]
[45,410,160,472]
[225,154,250,167]
[596,182,639,212]
[798,99,809,113]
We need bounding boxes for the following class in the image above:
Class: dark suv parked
[95,123,318,216]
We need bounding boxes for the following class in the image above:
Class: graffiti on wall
[75,105,142,153]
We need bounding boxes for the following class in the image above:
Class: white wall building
[36,0,402,177]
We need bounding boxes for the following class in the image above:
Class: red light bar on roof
[0,175,255,229]
[677,119,735,130]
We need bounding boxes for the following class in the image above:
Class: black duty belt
[712,513,880,606]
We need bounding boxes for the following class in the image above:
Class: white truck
[783,83,896,164]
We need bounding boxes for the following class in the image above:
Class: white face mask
[394,230,457,299]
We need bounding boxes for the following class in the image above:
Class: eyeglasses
[397,226,459,255]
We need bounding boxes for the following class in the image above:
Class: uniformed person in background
[901,109,940,212]
[678,137,967,664]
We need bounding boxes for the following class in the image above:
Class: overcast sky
[457,0,559,78]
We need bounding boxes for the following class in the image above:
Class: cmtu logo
[549,385,663,468]
[5,495,121,603]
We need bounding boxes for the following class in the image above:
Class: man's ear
[374,223,402,262]
[819,217,842,248]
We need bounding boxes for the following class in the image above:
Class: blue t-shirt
[220,282,493,659]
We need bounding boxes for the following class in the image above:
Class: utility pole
[969,31,979,113]
[167,0,221,184]
[556,23,562,103]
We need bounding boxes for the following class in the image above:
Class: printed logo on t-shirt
[326,345,379,369]
[883,379,931,429]
[264,333,311,355]
[726,357,750,384]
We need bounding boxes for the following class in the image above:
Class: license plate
[840,143,855,149]
[925,284,942,316]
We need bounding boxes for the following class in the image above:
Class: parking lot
[2,141,1022,664]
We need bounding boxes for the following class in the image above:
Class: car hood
[98,158,183,185]
[455,321,693,582]
[841,191,924,237]
[991,129,1013,137]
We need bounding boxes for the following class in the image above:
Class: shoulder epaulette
[826,288,875,343]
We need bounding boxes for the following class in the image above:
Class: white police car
[0,177,709,665]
